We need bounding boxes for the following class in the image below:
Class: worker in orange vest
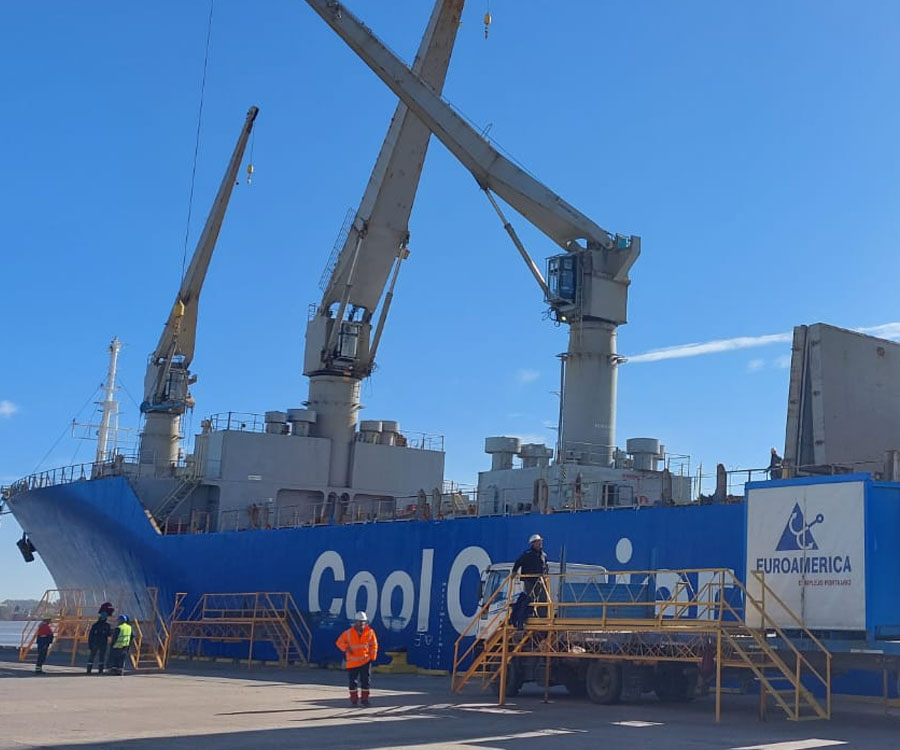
[335,611,378,706]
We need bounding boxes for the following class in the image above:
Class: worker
[34,618,54,674]
[768,448,783,480]
[86,611,111,674]
[107,614,133,675]
[513,533,550,617]
[335,611,378,706]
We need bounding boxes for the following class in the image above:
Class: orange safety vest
[336,624,378,669]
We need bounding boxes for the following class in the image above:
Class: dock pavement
[1,651,899,750]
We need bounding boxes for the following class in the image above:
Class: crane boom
[303,0,464,489]
[304,1,636,265]
[306,1,641,467]
[139,105,258,471]
[143,105,258,406]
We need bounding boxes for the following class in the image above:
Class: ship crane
[306,1,640,466]
[303,0,464,488]
[139,106,259,471]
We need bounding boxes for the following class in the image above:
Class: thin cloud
[513,433,554,447]
[515,369,540,384]
[627,333,792,364]
[747,359,765,372]
[774,354,792,369]
[626,322,900,365]
[0,400,18,418]
[859,323,900,340]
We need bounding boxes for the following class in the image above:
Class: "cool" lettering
[308,546,491,634]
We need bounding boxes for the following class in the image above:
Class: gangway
[167,592,311,667]
[18,587,168,671]
[452,568,832,722]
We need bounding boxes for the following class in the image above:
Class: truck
[474,563,706,704]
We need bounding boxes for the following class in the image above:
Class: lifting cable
[181,0,215,283]
[31,387,101,474]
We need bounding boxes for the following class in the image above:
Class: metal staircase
[18,588,168,672]
[452,568,831,722]
[719,572,831,720]
[167,592,312,666]
[152,478,201,528]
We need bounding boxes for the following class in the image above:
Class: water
[0,621,27,647]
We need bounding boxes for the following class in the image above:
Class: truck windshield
[483,570,509,603]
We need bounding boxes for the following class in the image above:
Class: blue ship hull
[9,477,747,670]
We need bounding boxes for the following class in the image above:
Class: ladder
[153,479,200,527]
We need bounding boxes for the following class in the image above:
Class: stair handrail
[451,569,517,690]
[726,570,831,686]
[722,570,831,717]
[719,627,800,718]
[284,592,312,663]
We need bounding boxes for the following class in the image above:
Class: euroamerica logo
[755,501,852,576]
[776,503,823,551]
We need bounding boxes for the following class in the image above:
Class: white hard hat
[529,534,542,544]
[354,611,368,622]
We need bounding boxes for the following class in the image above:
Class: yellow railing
[722,571,831,719]
[168,591,311,666]
[453,567,831,721]
[18,589,128,664]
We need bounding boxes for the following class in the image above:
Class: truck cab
[475,561,608,642]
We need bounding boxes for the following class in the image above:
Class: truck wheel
[654,663,698,702]
[585,661,622,704]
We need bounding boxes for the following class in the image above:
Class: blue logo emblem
[776,503,824,552]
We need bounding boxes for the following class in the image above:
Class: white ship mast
[96,337,122,464]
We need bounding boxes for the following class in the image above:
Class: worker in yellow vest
[107,615,133,675]
[335,611,378,706]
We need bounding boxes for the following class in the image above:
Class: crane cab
[546,254,577,305]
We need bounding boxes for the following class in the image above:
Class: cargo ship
[5,1,900,689]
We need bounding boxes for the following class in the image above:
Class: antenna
[72,338,134,464]
[96,338,122,464]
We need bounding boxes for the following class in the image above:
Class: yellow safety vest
[113,622,132,648]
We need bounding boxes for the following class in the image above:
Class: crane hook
[483,10,491,39]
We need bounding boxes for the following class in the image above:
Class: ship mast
[96,337,122,465]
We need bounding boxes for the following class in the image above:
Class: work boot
[349,690,359,706]
[361,690,370,707]
[98,668,104,675]
[86,665,93,674]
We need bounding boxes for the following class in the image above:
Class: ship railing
[157,455,894,536]
[3,462,94,498]
[403,432,444,451]
[205,412,267,433]
[696,459,892,502]
[1,452,199,499]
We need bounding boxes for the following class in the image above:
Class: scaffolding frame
[453,568,832,722]
[167,591,311,667]
[18,587,167,671]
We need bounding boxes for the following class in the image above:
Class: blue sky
[2,1,899,599]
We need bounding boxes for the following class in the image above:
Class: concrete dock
[1,654,898,749]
